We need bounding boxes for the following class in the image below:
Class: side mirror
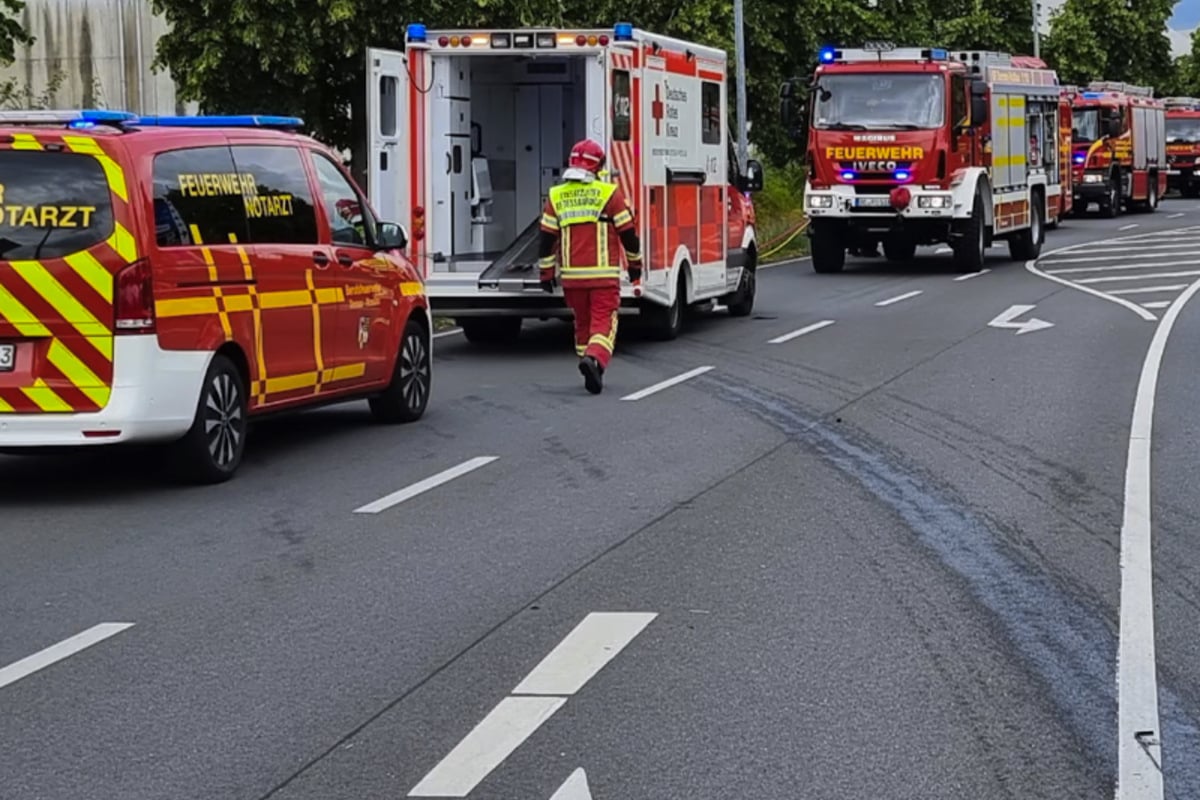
[779,79,805,138]
[740,159,765,192]
[970,95,989,127]
[1104,117,1121,138]
[376,222,407,251]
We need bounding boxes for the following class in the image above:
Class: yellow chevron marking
[62,135,129,202]
[399,281,424,297]
[0,396,12,412]
[7,260,112,359]
[46,339,109,406]
[64,250,114,303]
[21,379,71,412]
[107,223,138,263]
[0,283,51,336]
[251,363,365,396]
[11,133,42,150]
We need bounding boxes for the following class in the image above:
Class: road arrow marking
[988,304,1054,335]
[550,768,592,799]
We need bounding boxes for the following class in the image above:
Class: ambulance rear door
[367,46,426,273]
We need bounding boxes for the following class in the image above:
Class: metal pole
[1032,0,1040,58]
[734,0,749,173]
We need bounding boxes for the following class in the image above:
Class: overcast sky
[1039,0,1198,55]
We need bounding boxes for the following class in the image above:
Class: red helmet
[568,139,606,172]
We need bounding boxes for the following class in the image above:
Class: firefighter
[537,139,643,395]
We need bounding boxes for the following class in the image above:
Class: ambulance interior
[427,53,597,279]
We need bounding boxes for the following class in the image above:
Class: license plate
[853,196,891,208]
[1168,169,1181,175]
[0,344,13,372]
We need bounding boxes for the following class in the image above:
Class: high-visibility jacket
[538,178,641,284]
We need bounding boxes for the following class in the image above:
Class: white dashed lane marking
[875,290,923,307]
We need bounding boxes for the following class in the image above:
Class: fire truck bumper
[805,185,959,220]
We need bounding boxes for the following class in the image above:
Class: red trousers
[563,284,620,368]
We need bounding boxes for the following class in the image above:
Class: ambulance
[780,45,1072,273]
[365,22,764,344]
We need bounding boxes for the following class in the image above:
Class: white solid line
[1078,270,1200,285]
[1060,242,1200,256]
[767,319,835,344]
[1141,300,1172,309]
[1168,212,1185,218]
[512,612,658,696]
[759,255,811,271]
[1109,285,1189,296]
[1025,259,1157,321]
[353,456,498,514]
[0,623,134,690]
[1047,263,1199,275]
[1119,223,1140,230]
[407,696,567,797]
[875,290,923,306]
[953,268,991,282]
[621,366,713,401]
[1115,278,1200,799]
[433,328,463,339]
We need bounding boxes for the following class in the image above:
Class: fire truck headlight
[1083,173,1104,184]
[917,195,951,209]
[807,195,833,209]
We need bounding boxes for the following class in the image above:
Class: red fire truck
[1067,81,1167,216]
[1163,96,1200,197]
[780,44,1072,273]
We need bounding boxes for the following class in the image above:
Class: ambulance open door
[367,47,417,267]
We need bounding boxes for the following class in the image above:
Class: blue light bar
[894,169,911,181]
[841,170,855,181]
[132,114,304,129]
[614,22,634,41]
[406,23,427,43]
[820,47,837,63]
[929,48,947,60]
[1082,91,1103,99]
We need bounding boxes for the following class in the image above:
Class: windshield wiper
[821,122,868,130]
[876,123,922,130]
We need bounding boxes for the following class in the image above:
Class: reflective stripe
[47,339,109,406]
[612,209,633,227]
[107,223,138,263]
[11,133,41,150]
[63,135,129,202]
[8,260,112,358]
[561,266,621,279]
[538,255,557,269]
[597,223,609,268]
[0,283,52,337]
[541,212,559,230]
[64,250,114,303]
[21,379,71,412]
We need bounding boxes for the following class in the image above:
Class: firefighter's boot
[579,356,604,394]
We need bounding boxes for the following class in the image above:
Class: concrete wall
[0,0,197,115]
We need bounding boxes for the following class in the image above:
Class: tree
[0,0,31,66]
[1043,0,1176,90]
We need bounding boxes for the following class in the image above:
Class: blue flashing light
[132,114,304,129]
[894,169,911,181]
[819,47,837,63]
[1073,153,1086,164]
[614,22,634,41]
[929,48,947,60]
[1082,91,1103,99]
[841,170,855,181]
[406,23,427,43]
[79,109,138,123]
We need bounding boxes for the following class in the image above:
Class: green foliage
[754,161,809,261]
[1043,0,1176,89]
[0,0,32,66]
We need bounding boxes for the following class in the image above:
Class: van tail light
[114,259,156,335]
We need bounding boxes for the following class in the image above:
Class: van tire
[644,270,686,340]
[370,318,431,424]
[170,353,248,484]
[724,255,756,318]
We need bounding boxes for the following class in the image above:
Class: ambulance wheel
[645,271,685,340]
[459,316,521,345]
[370,318,431,424]
[952,193,987,273]
[170,353,247,484]
[724,256,757,317]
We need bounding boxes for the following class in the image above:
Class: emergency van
[781,45,1072,273]
[1162,96,1200,197]
[0,110,432,483]
[1067,81,1167,216]
[365,22,764,344]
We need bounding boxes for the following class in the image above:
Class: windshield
[812,73,944,130]
[1167,118,1200,143]
[1072,109,1099,142]
[0,150,114,261]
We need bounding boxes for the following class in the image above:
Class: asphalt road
[5,199,1200,799]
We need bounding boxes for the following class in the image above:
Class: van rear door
[0,133,129,414]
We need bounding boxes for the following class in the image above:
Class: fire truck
[779,44,1072,274]
[1066,81,1167,216]
[364,23,764,344]
[1162,96,1200,197]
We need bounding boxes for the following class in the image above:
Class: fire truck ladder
[1162,96,1200,108]
[1087,80,1155,97]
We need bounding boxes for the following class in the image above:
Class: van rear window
[0,150,115,261]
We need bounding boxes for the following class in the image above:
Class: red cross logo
[652,84,665,135]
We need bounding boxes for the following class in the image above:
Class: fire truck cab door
[367,48,411,251]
